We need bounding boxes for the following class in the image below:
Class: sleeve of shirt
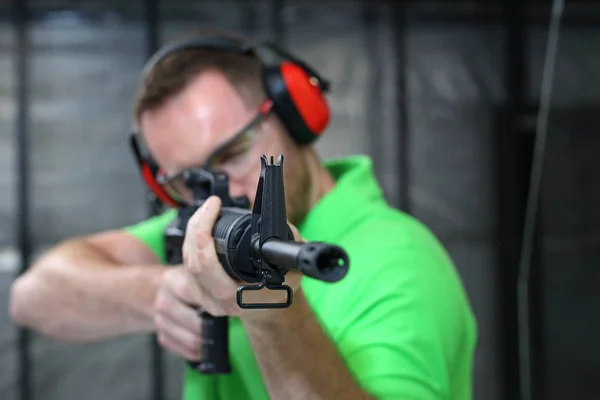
[122,209,177,263]
[319,240,476,400]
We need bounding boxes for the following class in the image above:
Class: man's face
[139,69,312,224]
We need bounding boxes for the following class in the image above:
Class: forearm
[9,240,165,342]
[242,289,372,400]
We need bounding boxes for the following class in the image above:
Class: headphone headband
[140,36,330,92]
[261,42,330,92]
[141,36,257,78]
[138,32,331,145]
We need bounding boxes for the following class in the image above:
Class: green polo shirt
[124,156,477,400]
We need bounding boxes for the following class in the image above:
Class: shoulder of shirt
[337,204,449,263]
[122,208,177,241]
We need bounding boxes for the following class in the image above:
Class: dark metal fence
[5,1,600,400]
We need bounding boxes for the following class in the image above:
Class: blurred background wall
[0,0,598,399]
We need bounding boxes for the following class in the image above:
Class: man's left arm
[241,288,372,400]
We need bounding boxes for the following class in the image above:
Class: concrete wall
[0,2,599,399]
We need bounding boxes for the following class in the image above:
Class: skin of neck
[301,146,336,221]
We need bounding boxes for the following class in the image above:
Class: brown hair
[132,27,265,123]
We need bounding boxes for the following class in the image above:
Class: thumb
[188,196,222,235]
[288,222,305,243]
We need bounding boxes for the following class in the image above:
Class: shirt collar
[297,156,386,243]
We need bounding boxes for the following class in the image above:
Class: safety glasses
[130,98,274,208]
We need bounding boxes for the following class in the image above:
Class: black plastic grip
[187,309,231,374]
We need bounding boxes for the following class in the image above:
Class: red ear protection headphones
[131,33,332,208]
[140,35,331,144]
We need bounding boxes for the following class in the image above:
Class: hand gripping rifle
[164,155,350,374]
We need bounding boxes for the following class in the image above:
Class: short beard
[285,158,313,226]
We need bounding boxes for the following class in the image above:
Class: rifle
[164,154,350,374]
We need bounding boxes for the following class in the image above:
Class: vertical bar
[517,111,545,400]
[144,0,160,77]
[498,1,528,399]
[518,3,565,397]
[270,0,286,46]
[143,0,160,218]
[393,2,410,213]
[142,0,163,399]
[362,1,385,194]
[12,0,32,399]
[241,1,258,37]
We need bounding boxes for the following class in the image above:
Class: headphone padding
[262,63,329,145]
[280,61,329,136]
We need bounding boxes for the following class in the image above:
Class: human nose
[228,181,248,202]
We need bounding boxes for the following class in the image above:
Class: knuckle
[162,269,179,288]
[188,348,201,361]
[200,303,216,316]
[201,302,221,317]
[154,314,165,330]
[195,232,215,252]
[187,257,204,275]
[188,311,201,330]
[191,321,202,335]
[189,312,203,334]
[194,231,206,245]
[196,249,209,265]
[154,293,170,314]
[214,303,235,317]
[171,271,191,295]
[212,287,234,302]
[165,267,180,279]
[188,335,202,351]
[210,309,227,317]
[157,333,168,346]
[225,304,240,316]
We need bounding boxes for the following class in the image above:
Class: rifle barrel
[260,239,349,283]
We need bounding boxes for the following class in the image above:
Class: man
[9,28,477,400]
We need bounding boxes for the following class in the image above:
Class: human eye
[213,136,253,166]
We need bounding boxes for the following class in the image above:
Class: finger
[155,313,202,359]
[195,288,240,317]
[181,196,220,269]
[155,283,202,335]
[157,330,201,361]
[182,195,239,294]
[159,268,235,321]
[183,196,242,311]
[187,232,239,299]
[188,195,222,234]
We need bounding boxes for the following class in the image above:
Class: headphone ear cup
[262,62,330,145]
[140,163,179,208]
